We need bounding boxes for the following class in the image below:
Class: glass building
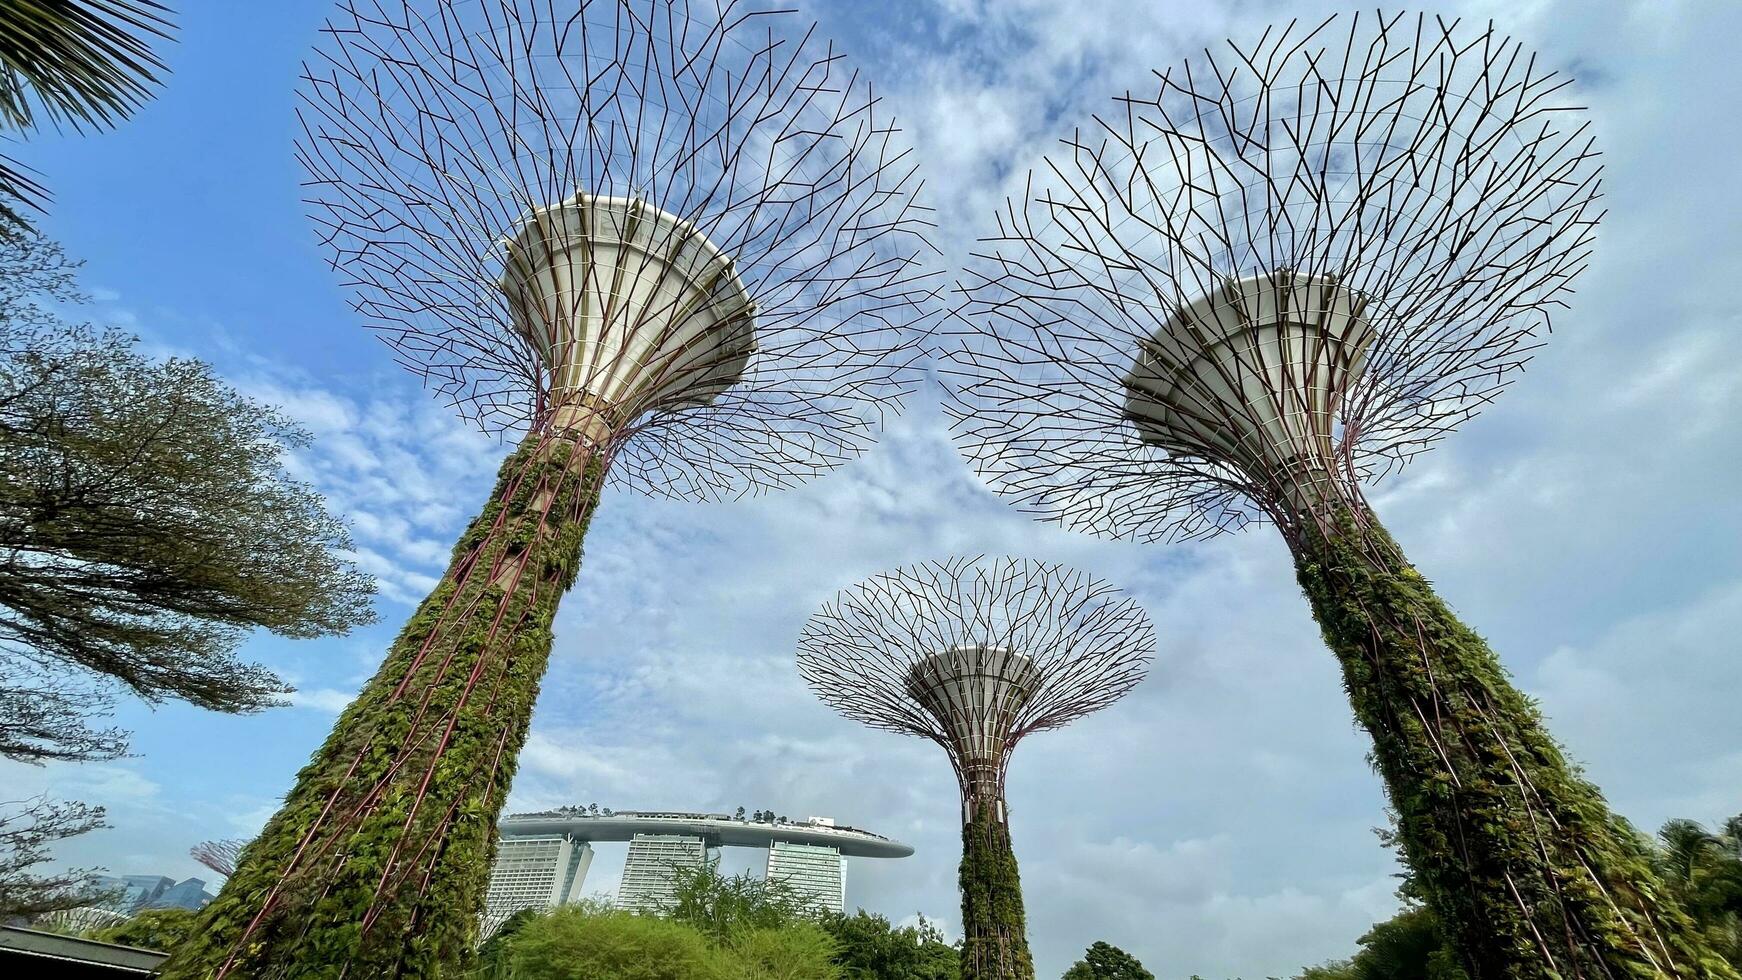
[615,834,711,913]
[481,834,594,933]
[765,841,846,914]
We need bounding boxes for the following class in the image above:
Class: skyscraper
[616,834,711,913]
[482,835,594,931]
[765,841,846,914]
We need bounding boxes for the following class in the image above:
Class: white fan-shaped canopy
[1123,269,1374,498]
[905,644,1040,768]
[500,193,757,440]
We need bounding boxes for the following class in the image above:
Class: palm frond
[0,1,173,227]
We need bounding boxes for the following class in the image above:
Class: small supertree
[798,556,1153,980]
[188,839,245,878]
[945,12,1734,979]
[161,2,934,977]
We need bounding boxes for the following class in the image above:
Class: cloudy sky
[8,0,1742,976]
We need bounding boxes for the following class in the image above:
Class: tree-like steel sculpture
[162,2,934,977]
[798,556,1153,980]
[189,839,245,879]
[945,12,1736,979]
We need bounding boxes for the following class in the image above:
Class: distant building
[482,835,595,931]
[765,841,846,914]
[482,807,910,923]
[90,874,215,913]
[616,834,711,913]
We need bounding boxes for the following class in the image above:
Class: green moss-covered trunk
[160,432,606,980]
[958,799,1035,980]
[1294,503,1737,980]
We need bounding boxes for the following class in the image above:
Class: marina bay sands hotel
[483,808,912,926]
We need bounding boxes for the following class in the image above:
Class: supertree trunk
[1293,504,1737,980]
[160,430,606,980]
[958,793,1036,980]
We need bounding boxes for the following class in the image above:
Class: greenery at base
[1295,906,1467,980]
[90,906,200,951]
[161,437,606,979]
[1062,941,1154,979]
[1293,504,1737,979]
[959,801,1035,980]
[828,911,958,980]
[477,898,841,980]
[466,863,957,980]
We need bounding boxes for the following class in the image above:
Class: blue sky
[7,0,1742,977]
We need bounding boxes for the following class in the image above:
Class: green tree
[669,862,817,942]
[0,232,371,922]
[729,923,842,980]
[1061,941,1154,980]
[823,910,958,980]
[466,907,540,980]
[0,793,106,918]
[0,1,174,228]
[0,233,374,763]
[1656,815,1742,964]
[91,906,200,951]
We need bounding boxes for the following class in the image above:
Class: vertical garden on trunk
[1294,506,1736,980]
[959,801,1035,980]
[162,436,605,978]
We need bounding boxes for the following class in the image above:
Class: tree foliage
[823,910,958,980]
[1294,505,1737,979]
[0,792,106,918]
[669,862,819,942]
[0,232,374,767]
[1062,941,1154,980]
[90,905,200,951]
[0,1,174,227]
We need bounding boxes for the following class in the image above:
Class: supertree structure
[798,556,1153,980]
[189,839,245,878]
[944,12,1736,979]
[161,2,934,977]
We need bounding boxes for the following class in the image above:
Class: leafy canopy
[0,232,374,766]
[1062,941,1155,980]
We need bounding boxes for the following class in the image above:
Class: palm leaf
[0,1,173,226]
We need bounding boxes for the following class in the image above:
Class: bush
[509,904,731,980]
[729,922,841,980]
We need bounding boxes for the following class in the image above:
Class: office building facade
[765,841,846,914]
[616,834,710,913]
[481,834,594,931]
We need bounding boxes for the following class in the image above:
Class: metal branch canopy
[162,3,935,978]
[299,0,937,497]
[945,12,1603,542]
[797,556,1153,809]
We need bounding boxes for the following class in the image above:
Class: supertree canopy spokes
[946,11,1602,544]
[799,556,1152,980]
[161,4,934,978]
[298,0,937,498]
[942,14,1741,980]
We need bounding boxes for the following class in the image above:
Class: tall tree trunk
[1293,503,1737,980]
[161,431,606,979]
[958,795,1036,980]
